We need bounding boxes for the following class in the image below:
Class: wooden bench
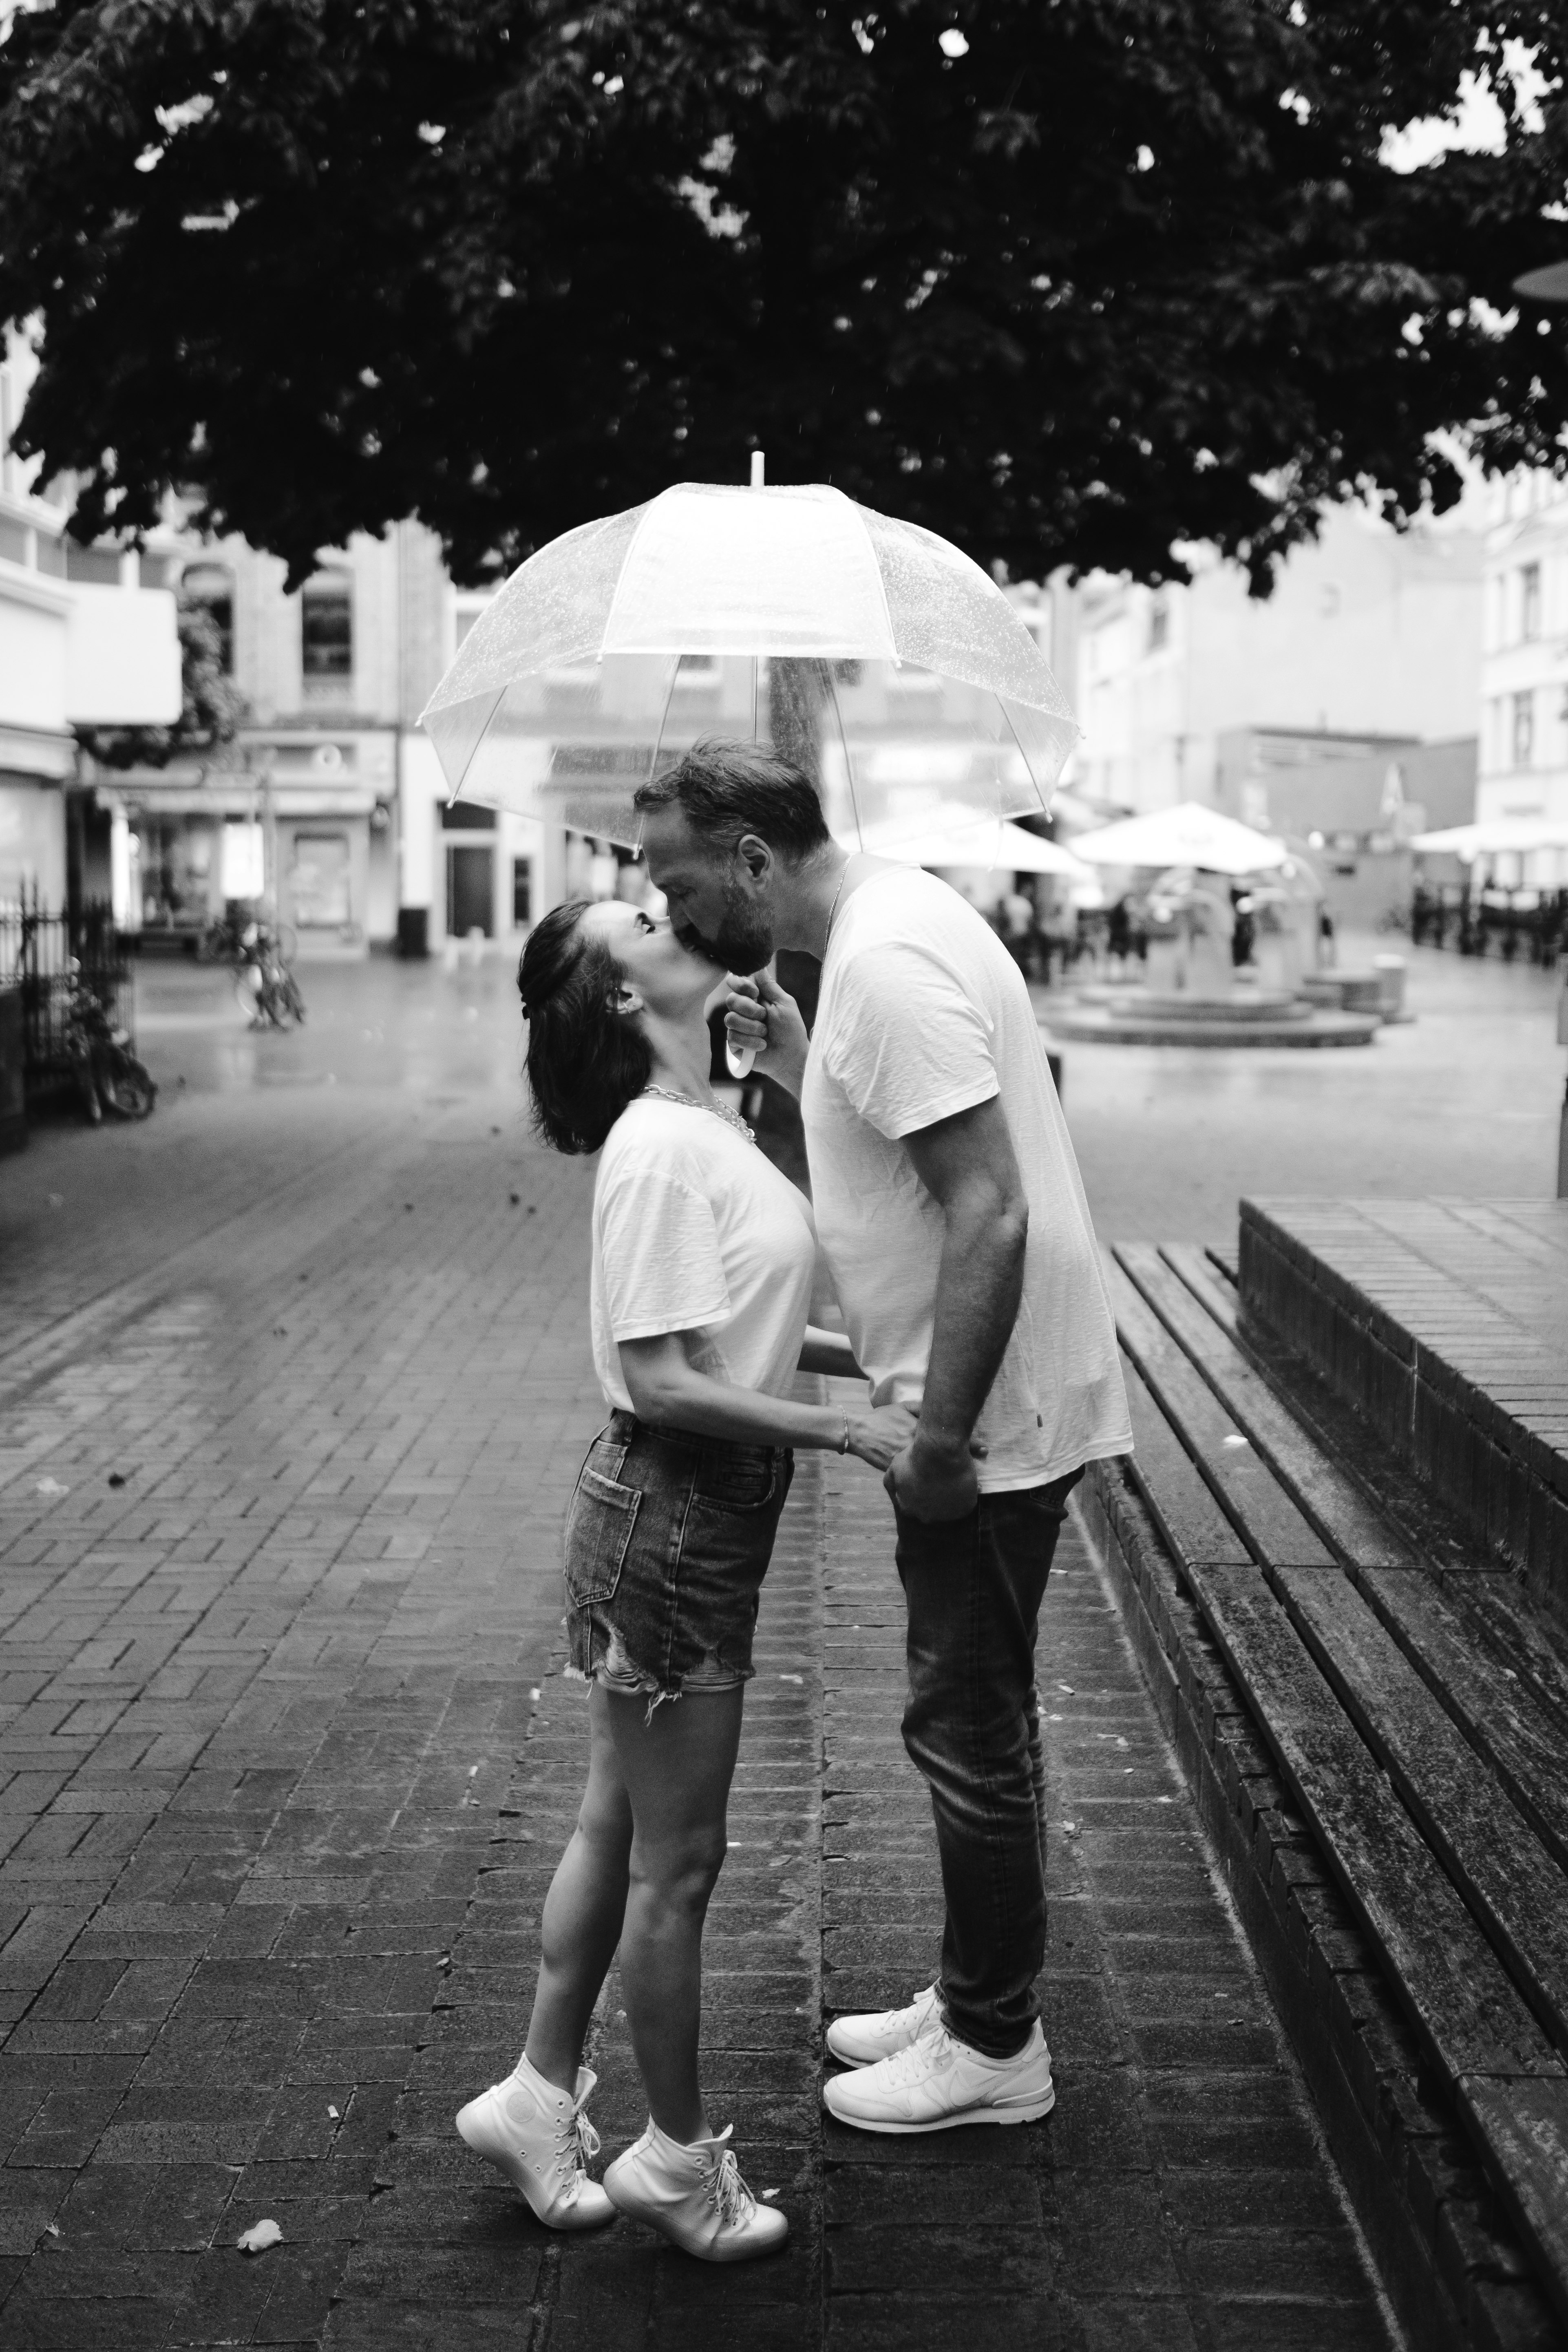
[1237,1198,1568,1620]
[1083,1233,1568,2352]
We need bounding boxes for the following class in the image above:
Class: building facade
[1069,501,1485,819]
[1478,470,1568,849]
[1,333,181,907]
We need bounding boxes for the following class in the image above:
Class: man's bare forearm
[915,1188,1027,1457]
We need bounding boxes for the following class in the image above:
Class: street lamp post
[1508,263,1568,1198]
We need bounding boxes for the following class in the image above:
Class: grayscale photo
[1,4,1566,2346]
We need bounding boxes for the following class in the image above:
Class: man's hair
[517,901,651,1155]
[633,738,831,864]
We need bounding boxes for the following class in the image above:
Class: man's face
[639,805,776,973]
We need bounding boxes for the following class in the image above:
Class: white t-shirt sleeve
[822,939,1000,1140]
[598,1166,732,1341]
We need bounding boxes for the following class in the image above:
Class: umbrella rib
[824,668,864,850]
[646,656,682,786]
[995,694,1053,820]
[443,688,506,809]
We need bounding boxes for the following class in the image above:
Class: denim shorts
[563,1410,793,1707]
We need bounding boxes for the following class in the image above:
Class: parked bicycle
[201,906,298,967]
[232,921,307,1030]
[63,964,157,1123]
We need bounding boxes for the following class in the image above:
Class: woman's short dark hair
[517,901,651,1155]
[633,738,830,863]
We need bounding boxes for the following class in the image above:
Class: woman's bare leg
[603,1686,744,2145]
[524,1685,634,2093]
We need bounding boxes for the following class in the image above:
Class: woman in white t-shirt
[456,896,912,2264]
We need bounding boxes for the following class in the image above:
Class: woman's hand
[843,1403,919,1471]
[724,970,810,1100]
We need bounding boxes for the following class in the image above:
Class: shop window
[35,533,66,577]
[0,516,27,565]
[301,572,353,679]
[289,831,351,927]
[441,800,495,830]
[182,562,236,672]
[1522,562,1542,642]
[513,858,532,926]
[66,543,123,584]
[137,816,215,930]
[1513,690,1535,770]
[1147,595,1169,651]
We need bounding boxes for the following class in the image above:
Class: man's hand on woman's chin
[884,1433,981,1523]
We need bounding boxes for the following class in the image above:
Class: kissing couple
[455,741,1130,2259]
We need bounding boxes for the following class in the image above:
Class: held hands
[884,1432,986,1523]
[724,970,809,1099]
[843,1403,918,1472]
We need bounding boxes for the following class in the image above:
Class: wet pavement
[0,935,1531,2345]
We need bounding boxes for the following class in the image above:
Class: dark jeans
[893,1469,1081,2059]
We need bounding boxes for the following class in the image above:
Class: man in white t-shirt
[636,742,1131,2138]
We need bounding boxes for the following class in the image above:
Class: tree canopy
[2,0,1567,590]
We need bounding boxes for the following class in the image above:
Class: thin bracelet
[838,1411,850,1454]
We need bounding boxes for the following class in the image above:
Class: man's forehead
[640,807,718,879]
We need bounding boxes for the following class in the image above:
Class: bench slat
[1356,1568,1568,1882]
[1444,1574,1568,1749]
[1458,2078,1568,2330]
[1159,1240,1243,1340]
[1182,1560,1560,2085]
[1275,1564,1568,2059]
[1120,1357,1253,1570]
[1116,1242,1420,1570]
[1105,1259,1334,1568]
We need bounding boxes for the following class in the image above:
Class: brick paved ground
[1,958,1394,2348]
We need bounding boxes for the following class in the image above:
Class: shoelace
[552,2105,601,2195]
[879,2016,956,2089]
[703,2132,755,2230]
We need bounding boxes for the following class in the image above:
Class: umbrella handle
[726,1040,757,1080]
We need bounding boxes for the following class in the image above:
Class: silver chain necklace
[641,1086,757,1144]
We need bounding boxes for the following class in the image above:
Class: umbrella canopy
[1410,817,1568,857]
[420,482,1076,848]
[841,805,1088,876]
[1071,800,1289,876]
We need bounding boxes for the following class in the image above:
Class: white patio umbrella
[1071,800,1289,876]
[419,476,1076,848]
[841,804,1089,876]
[1410,818,1568,857]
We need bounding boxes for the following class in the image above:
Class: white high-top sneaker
[825,1983,942,2067]
[603,2119,789,2262]
[455,2057,616,2229]
[824,2016,1055,2135]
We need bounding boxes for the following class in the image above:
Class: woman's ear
[607,983,645,1016]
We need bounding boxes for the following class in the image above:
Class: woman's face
[579,899,723,1021]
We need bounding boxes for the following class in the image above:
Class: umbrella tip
[750,450,765,489]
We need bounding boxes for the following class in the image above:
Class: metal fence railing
[0,890,132,1093]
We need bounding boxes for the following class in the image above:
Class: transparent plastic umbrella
[420,477,1077,850]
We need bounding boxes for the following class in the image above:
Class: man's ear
[736,833,773,884]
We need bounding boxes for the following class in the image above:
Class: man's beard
[674,882,775,975]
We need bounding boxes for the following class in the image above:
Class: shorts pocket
[695,1451,780,1513]
[564,1468,641,1608]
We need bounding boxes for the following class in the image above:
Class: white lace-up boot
[603,2119,789,2261]
[455,2057,615,2229]
[824,2015,1055,2134]
[825,1982,943,2067]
